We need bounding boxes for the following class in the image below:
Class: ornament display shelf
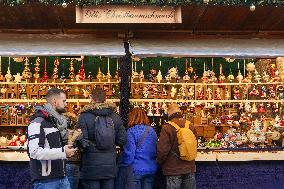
[0,81,120,85]
[131,81,284,86]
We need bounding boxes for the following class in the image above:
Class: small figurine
[258,103,266,113]
[206,88,213,100]
[170,86,177,98]
[96,67,105,81]
[5,66,13,82]
[183,71,190,82]
[225,88,230,100]
[156,70,163,83]
[139,70,144,82]
[147,102,153,116]
[154,103,160,116]
[161,87,168,99]
[13,73,22,83]
[214,88,222,100]
[68,59,75,80]
[249,86,259,96]
[260,86,267,98]
[197,86,204,100]
[201,71,209,83]
[233,87,240,100]
[254,69,261,83]
[142,87,149,99]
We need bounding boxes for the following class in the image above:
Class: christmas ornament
[254,69,261,83]
[41,58,49,83]
[78,59,85,82]
[214,88,222,100]
[33,57,41,83]
[206,88,213,100]
[197,86,204,100]
[5,58,12,82]
[236,70,243,83]
[22,57,31,81]
[96,67,105,81]
[156,70,163,83]
[13,73,22,83]
[260,86,267,98]
[170,86,177,98]
[147,102,153,116]
[258,103,266,113]
[60,63,66,83]
[51,57,59,82]
[68,59,75,80]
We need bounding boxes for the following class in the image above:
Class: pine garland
[1,0,284,6]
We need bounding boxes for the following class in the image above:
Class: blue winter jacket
[122,124,158,176]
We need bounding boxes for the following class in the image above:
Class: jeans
[33,176,71,189]
[66,163,80,189]
[81,179,114,189]
[133,174,155,189]
[166,173,196,189]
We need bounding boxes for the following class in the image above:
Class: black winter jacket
[78,102,127,180]
[27,109,67,182]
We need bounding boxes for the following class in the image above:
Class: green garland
[1,0,284,6]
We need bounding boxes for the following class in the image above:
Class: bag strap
[184,120,191,129]
[137,126,150,149]
[167,121,180,131]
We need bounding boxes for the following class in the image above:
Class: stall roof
[0,34,125,56]
[130,38,284,58]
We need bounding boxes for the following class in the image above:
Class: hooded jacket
[27,109,67,182]
[78,102,127,180]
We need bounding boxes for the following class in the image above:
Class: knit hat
[167,103,181,117]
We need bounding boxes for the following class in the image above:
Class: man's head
[91,88,106,103]
[46,88,67,114]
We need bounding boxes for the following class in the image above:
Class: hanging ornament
[51,57,59,82]
[269,85,276,98]
[193,69,198,82]
[68,59,75,80]
[188,86,194,99]
[41,57,49,83]
[22,57,31,81]
[106,58,112,81]
[187,58,193,73]
[60,63,66,83]
[139,70,144,82]
[236,70,243,83]
[250,4,256,12]
[96,67,105,81]
[170,86,177,98]
[34,57,41,83]
[227,61,234,82]
[78,59,85,82]
[218,64,225,88]
[5,57,13,82]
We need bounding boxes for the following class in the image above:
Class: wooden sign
[76,5,182,24]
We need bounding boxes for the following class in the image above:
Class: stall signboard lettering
[76,6,182,23]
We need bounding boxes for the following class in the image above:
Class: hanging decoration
[34,57,41,83]
[22,57,31,81]
[42,57,49,83]
[51,57,59,82]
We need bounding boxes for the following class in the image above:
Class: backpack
[167,120,197,161]
[92,116,116,150]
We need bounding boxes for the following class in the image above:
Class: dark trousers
[166,173,196,189]
[133,174,155,189]
[81,179,114,189]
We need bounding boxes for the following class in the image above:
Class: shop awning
[130,38,284,58]
[0,34,125,56]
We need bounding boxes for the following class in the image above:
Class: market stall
[0,1,284,189]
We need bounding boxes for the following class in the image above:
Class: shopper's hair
[128,107,150,128]
[46,88,65,102]
[91,88,106,103]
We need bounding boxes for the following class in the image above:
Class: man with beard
[27,88,77,189]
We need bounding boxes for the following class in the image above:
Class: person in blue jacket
[122,107,158,189]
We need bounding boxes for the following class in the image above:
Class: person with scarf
[27,88,77,189]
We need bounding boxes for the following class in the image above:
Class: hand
[64,145,77,158]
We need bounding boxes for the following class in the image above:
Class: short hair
[128,107,149,128]
[46,88,65,102]
[91,88,106,103]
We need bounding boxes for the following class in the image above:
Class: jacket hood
[79,102,117,116]
[29,106,48,122]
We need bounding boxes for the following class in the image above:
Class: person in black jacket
[78,88,127,189]
[27,88,77,189]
